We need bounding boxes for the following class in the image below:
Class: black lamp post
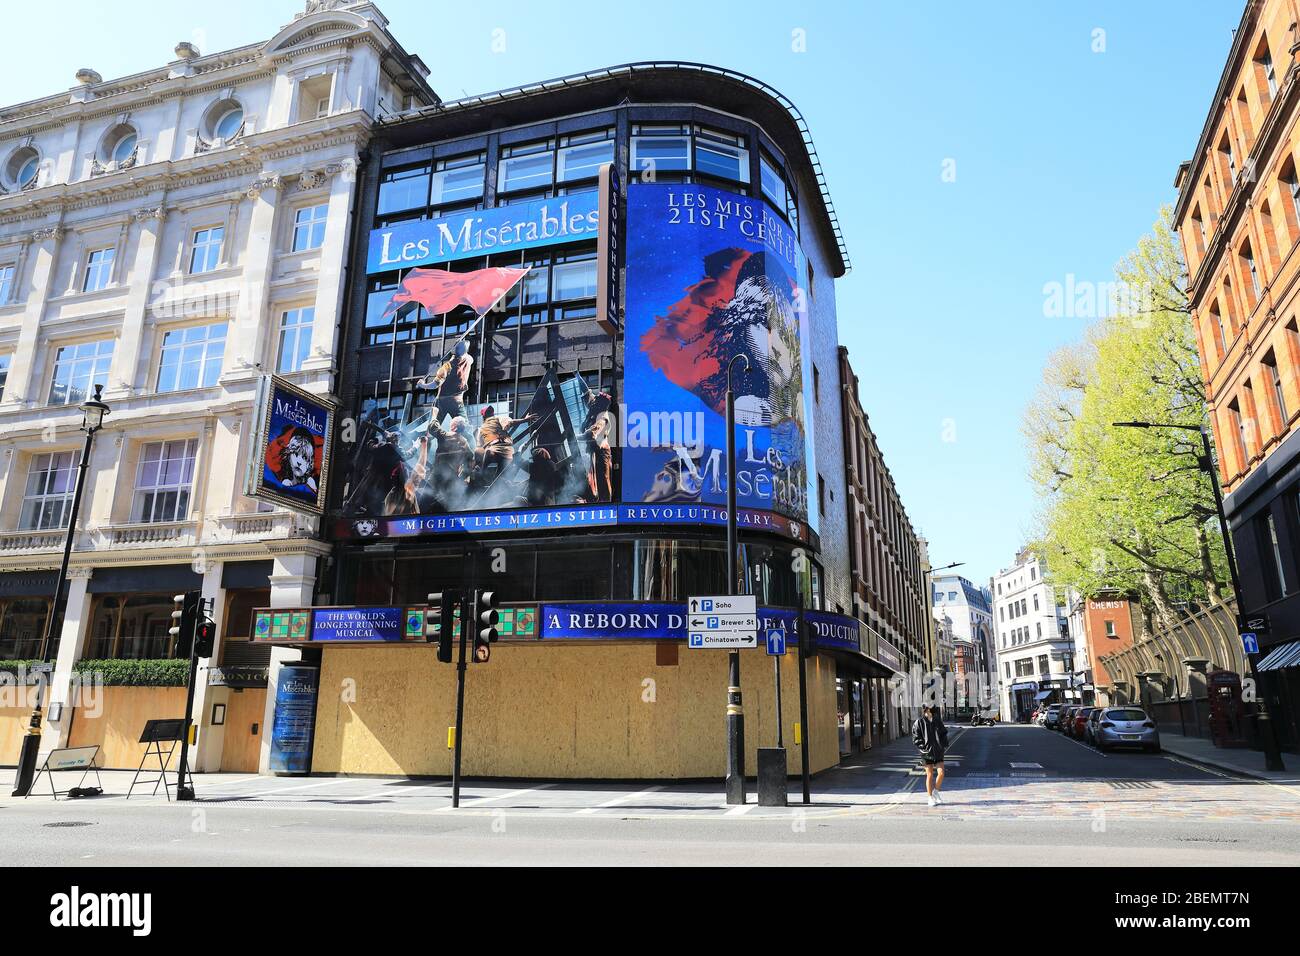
[723,353,751,805]
[12,384,109,796]
[1112,420,1285,771]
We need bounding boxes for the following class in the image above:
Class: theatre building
[257,62,879,779]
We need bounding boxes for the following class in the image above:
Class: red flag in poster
[382,266,531,320]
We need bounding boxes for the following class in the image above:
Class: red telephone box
[1208,670,1247,747]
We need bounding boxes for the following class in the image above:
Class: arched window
[96,124,138,173]
[105,125,137,164]
[202,99,245,148]
[5,146,40,190]
[214,104,244,141]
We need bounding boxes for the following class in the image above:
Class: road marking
[1163,754,1232,779]
[240,779,350,799]
[437,784,553,810]
[1058,731,1107,758]
[575,785,665,814]
[1009,762,1043,769]
[724,803,755,816]
[353,782,450,801]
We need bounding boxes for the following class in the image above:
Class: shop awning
[1033,690,1053,701]
[1258,640,1300,671]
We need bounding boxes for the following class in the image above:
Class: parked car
[1056,705,1078,731]
[1043,703,1064,728]
[1070,707,1097,738]
[1085,708,1105,744]
[1093,707,1161,752]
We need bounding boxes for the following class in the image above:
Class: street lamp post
[1112,420,1285,771]
[12,384,110,797]
[724,353,750,806]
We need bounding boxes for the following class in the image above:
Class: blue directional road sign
[766,628,787,657]
[1241,631,1260,655]
[686,594,757,648]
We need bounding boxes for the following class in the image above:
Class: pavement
[3,723,1300,865]
[1155,730,1300,785]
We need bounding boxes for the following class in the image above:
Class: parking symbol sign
[702,600,713,612]
[689,633,704,648]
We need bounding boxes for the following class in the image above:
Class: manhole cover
[43,821,94,828]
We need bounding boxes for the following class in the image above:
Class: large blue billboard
[622,183,818,535]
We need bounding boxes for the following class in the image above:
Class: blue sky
[5,1,1243,586]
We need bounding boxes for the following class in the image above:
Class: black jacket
[911,715,948,755]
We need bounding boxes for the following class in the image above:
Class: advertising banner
[335,501,813,544]
[622,183,818,534]
[805,609,863,653]
[367,192,601,273]
[311,607,411,642]
[339,369,614,520]
[268,665,318,775]
[246,375,336,515]
[249,600,866,652]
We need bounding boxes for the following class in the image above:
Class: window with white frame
[277,307,314,373]
[157,322,226,392]
[693,127,748,182]
[189,226,225,274]
[82,247,115,292]
[291,205,328,252]
[430,153,485,209]
[133,439,196,523]
[0,352,10,400]
[49,339,114,405]
[20,451,80,530]
[0,263,14,303]
[630,125,749,186]
[556,129,614,183]
[759,153,785,209]
[497,140,555,195]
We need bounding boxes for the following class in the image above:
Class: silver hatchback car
[1092,707,1160,753]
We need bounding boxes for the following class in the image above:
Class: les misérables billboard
[622,183,818,536]
[334,176,815,543]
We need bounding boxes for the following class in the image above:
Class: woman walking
[911,704,949,807]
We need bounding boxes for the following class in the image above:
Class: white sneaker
[927,795,938,807]
[933,792,944,805]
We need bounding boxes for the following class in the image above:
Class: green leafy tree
[1025,208,1228,633]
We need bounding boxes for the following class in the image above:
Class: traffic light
[169,590,201,651]
[194,615,215,659]
[472,589,498,663]
[427,590,457,664]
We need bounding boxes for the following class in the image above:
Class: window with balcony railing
[132,439,196,523]
[20,451,80,531]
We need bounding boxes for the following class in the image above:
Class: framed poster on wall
[245,374,337,515]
